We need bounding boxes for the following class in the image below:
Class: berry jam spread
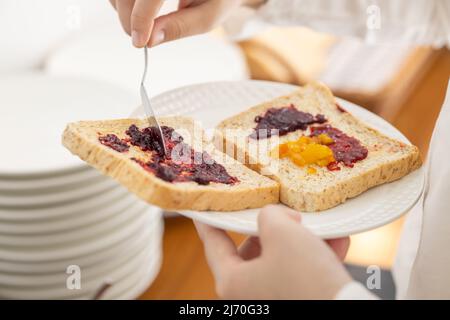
[310,125,368,170]
[98,134,129,153]
[126,125,238,185]
[125,124,175,157]
[250,105,326,139]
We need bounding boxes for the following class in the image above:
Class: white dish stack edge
[0,73,163,299]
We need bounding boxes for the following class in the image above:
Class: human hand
[109,0,260,48]
[194,205,352,299]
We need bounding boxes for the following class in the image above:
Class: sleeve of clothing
[334,281,379,300]
[404,81,450,299]
[254,0,450,47]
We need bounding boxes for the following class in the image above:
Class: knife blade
[140,45,168,156]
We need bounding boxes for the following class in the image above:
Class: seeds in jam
[98,134,129,153]
[250,105,327,139]
[125,125,238,185]
[310,125,368,169]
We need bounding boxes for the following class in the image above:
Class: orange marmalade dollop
[271,134,335,172]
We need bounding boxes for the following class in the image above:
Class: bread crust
[62,118,279,211]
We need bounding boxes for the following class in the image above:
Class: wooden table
[139,48,450,300]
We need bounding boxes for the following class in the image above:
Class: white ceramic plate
[0,177,118,207]
[0,72,136,176]
[0,206,152,262]
[0,185,131,222]
[143,81,424,239]
[0,228,158,299]
[1,218,163,300]
[0,200,149,247]
[0,209,161,274]
[0,193,137,235]
[103,221,164,300]
[0,167,102,192]
[91,237,162,301]
[110,256,161,300]
[108,244,162,300]
[0,214,163,289]
[0,224,152,287]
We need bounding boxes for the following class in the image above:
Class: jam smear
[98,134,129,153]
[310,125,368,169]
[327,161,341,171]
[126,125,238,185]
[125,124,178,157]
[250,105,326,139]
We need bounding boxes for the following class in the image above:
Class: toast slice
[215,82,422,212]
[62,117,279,211]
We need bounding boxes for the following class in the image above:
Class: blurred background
[0,0,449,299]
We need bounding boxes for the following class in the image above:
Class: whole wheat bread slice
[62,117,279,211]
[215,82,422,212]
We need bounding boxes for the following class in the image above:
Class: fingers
[257,205,303,252]
[195,222,260,299]
[258,204,300,233]
[148,1,214,47]
[116,0,134,35]
[131,0,164,47]
[326,237,351,261]
[109,0,117,9]
[238,236,261,260]
[194,221,241,282]
[178,0,196,9]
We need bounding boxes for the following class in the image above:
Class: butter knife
[140,45,168,156]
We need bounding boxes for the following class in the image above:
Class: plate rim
[0,72,135,176]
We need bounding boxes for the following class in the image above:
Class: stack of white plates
[0,73,163,299]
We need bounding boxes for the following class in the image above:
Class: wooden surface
[139,49,450,300]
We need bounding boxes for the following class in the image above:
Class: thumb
[257,205,302,249]
[148,4,213,47]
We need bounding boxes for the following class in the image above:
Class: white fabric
[256,0,450,47]
[338,82,450,299]
[405,82,450,299]
[335,281,378,300]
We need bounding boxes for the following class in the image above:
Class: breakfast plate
[112,251,162,300]
[0,193,137,235]
[0,73,135,176]
[0,215,158,274]
[0,167,103,192]
[0,207,150,262]
[102,221,163,300]
[0,226,151,287]
[0,233,155,299]
[0,200,148,247]
[0,178,118,207]
[143,81,424,238]
[0,185,131,222]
